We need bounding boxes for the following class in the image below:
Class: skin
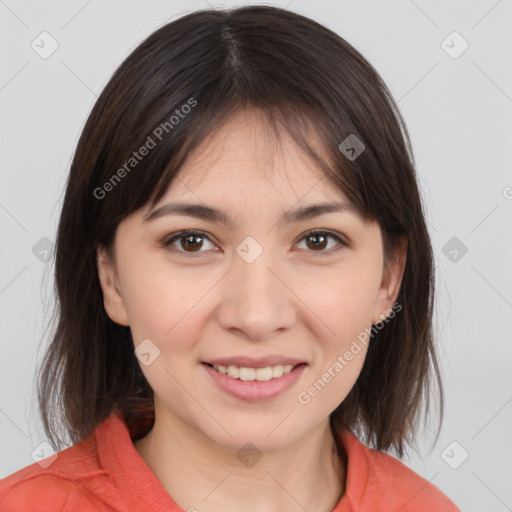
[97,107,407,512]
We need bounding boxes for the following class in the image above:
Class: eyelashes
[160,229,350,258]
[161,230,217,257]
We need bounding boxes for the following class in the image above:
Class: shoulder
[0,472,106,512]
[341,432,461,512]
[0,433,109,512]
[365,449,460,511]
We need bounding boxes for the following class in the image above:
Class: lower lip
[202,363,307,401]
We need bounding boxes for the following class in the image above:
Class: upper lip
[203,356,307,368]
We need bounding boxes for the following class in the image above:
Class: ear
[372,236,407,325]
[96,246,130,326]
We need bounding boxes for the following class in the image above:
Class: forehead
[164,108,350,206]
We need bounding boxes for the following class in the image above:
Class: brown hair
[37,5,442,458]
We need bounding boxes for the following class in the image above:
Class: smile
[202,362,308,401]
[209,363,299,381]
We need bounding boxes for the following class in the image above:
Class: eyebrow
[144,201,355,226]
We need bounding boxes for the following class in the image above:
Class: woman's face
[97,108,405,452]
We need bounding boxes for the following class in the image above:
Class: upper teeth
[211,364,296,381]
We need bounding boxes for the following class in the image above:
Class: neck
[134,409,346,512]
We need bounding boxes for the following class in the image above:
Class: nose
[215,248,296,341]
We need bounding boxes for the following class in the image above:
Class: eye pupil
[182,234,203,252]
[306,234,327,250]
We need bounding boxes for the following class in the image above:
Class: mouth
[201,360,308,401]
[202,362,307,382]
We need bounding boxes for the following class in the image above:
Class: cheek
[116,253,202,344]
[305,263,381,346]
[297,276,374,413]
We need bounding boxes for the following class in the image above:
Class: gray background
[1,1,511,510]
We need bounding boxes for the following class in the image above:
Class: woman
[0,5,460,511]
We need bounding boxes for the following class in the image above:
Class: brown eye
[305,233,328,250]
[180,234,204,252]
[162,230,217,257]
[296,230,348,255]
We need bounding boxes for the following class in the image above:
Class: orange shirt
[0,410,460,511]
